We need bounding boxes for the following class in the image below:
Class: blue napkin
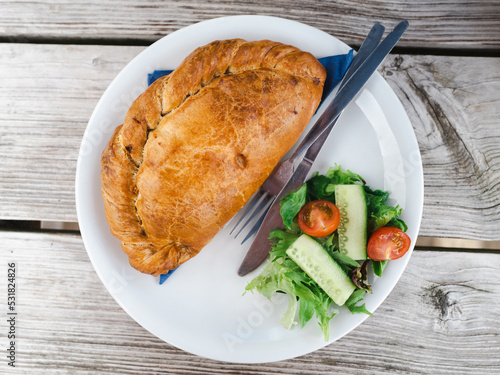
[151,50,353,285]
[317,50,353,102]
[148,70,173,86]
[148,49,353,94]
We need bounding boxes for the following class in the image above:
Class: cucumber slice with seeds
[335,184,368,260]
[286,234,356,306]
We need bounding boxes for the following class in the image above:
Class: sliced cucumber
[286,234,356,306]
[335,184,368,260]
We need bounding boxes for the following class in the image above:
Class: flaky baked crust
[100,39,326,276]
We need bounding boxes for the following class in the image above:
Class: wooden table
[1,1,500,373]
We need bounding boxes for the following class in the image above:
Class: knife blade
[237,20,409,276]
[237,159,314,275]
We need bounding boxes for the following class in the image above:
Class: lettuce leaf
[279,183,307,230]
[307,164,365,202]
[388,217,408,232]
[244,259,298,329]
[364,186,406,234]
[345,289,373,315]
[325,164,366,184]
[245,229,336,340]
[371,260,388,277]
[330,251,361,274]
[268,229,300,258]
[245,164,408,340]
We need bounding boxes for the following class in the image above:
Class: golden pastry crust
[100,39,326,276]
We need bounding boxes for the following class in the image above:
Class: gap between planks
[2,219,500,252]
[1,35,500,58]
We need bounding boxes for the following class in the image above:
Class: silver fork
[229,23,386,243]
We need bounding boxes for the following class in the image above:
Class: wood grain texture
[381,55,500,239]
[0,43,144,221]
[0,230,499,374]
[1,1,500,50]
[1,43,499,239]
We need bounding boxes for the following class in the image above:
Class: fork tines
[230,190,273,241]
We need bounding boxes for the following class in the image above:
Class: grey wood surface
[0,43,499,239]
[0,43,143,222]
[1,1,500,50]
[1,230,499,374]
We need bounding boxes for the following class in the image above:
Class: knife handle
[291,20,408,165]
[304,23,386,162]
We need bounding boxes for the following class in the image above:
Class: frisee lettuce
[245,229,336,341]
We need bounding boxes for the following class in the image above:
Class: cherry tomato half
[297,200,340,237]
[367,227,411,261]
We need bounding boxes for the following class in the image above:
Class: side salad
[245,165,411,341]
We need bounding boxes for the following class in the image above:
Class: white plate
[75,15,423,363]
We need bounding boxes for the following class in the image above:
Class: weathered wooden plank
[0,43,499,240]
[0,43,144,222]
[1,1,500,50]
[381,55,500,239]
[0,230,499,374]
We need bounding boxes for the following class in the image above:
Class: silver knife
[239,22,386,245]
[237,20,409,276]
